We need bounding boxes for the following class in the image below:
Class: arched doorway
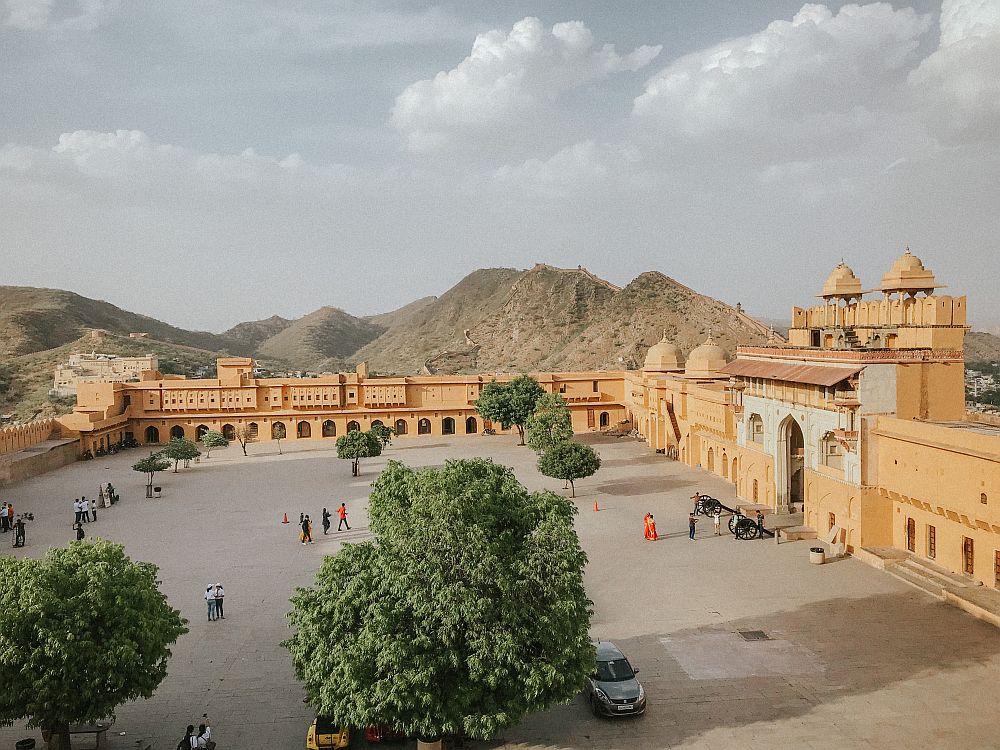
[272,422,286,440]
[297,421,311,438]
[248,422,259,439]
[347,421,361,433]
[465,416,478,434]
[145,426,160,444]
[418,418,431,435]
[731,457,737,482]
[707,447,715,472]
[394,419,408,435]
[322,420,336,437]
[721,450,729,478]
[442,417,455,435]
[222,424,235,440]
[777,416,805,511]
[600,411,610,428]
[196,424,209,441]
[371,420,384,429]
[170,425,185,440]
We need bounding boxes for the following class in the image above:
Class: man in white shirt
[81,497,90,524]
[213,584,225,619]
[0,502,8,533]
[73,499,82,525]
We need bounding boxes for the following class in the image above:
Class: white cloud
[3,0,115,30]
[633,2,930,152]
[909,0,1000,144]
[392,17,660,151]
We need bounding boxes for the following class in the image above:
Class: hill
[966,331,1000,364]
[365,296,438,329]
[0,286,248,358]
[354,264,772,374]
[253,307,385,371]
[222,315,293,350]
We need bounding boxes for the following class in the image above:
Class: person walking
[196,717,214,749]
[691,493,701,515]
[756,510,765,539]
[688,512,698,540]
[74,521,85,541]
[205,585,217,621]
[90,495,98,522]
[337,503,350,532]
[713,508,722,536]
[12,516,26,548]
[73,498,82,526]
[642,513,652,540]
[301,515,314,544]
[178,725,196,750]
[0,502,8,533]
[213,583,225,619]
[322,507,331,535]
[81,497,90,524]
[647,514,658,541]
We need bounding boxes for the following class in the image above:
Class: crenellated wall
[0,419,58,456]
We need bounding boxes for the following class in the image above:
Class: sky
[1,0,998,332]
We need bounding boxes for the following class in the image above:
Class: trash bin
[809,547,825,565]
[154,487,162,498]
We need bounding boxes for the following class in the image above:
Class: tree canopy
[474,375,546,445]
[234,425,254,456]
[132,451,171,489]
[525,393,574,455]
[537,441,602,497]
[200,430,229,458]
[370,423,394,447]
[284,458,593,741]
[0,541,187,749]
[335,429,383,476]
[162,437,201,472]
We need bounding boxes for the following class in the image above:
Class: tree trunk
[49,722,72,750]
[517,425,525,445]
[416,738,442,750]
[173,460,179,473]
[241,442,247,457]
[569,479,576,498]
[277,440,282,455]
[352,458,359,476]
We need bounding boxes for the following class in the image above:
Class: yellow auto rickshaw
[306,717,349,749]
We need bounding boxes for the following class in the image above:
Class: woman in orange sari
[647,513,658,541]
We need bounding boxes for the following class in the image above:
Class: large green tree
[525,393,574,454]
[284,459,593,742]
[162,437,201,472]
[335,429,383,476]
[474,375,546,445]
[537,441,602,498]
[200,429,229,458]
[0,541,187,750]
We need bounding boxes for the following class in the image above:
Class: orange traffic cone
[282,513,289,524]
[594,499,599,512]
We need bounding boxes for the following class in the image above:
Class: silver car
[584,640,646,717]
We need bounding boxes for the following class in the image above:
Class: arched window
[196,424,209,441]
[465,416,478,434]
[347,421,361,433]
[442,417,455,435]
[371,420,384,428]
[821,432,842,470]
[222,424,235,440]
[170,425,185,440]
[748,414,764,444]
[721,450,729,478]
[322,420,336,437]
[145,426,160,444]
[707,447,715,472]
[297,421,311,438]
[418,418,431,435]
[394,419,408,435]
[272,422,286,440]
[599,411,610,428]
[248,422,259,439]
[752,479,759,501]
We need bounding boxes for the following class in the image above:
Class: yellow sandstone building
[56,250,1000,590]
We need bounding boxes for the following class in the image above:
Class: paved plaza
[2,434,999,750]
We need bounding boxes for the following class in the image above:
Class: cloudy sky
[1,0,998,331]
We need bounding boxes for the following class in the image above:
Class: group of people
[643,494,767,541]
[2,501,27,547]
[204,583,226,621]
[178,714,215,749]
[299,503,350,544]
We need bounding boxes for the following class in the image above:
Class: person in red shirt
[337,503,350,532]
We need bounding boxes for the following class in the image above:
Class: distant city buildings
[50,352,158,397]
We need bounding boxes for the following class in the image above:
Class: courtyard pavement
[2,434,999,750]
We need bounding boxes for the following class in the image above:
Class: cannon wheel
[739,521,760,540]
[729,514,741,534]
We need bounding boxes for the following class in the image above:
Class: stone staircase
[860,548,1000,629]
